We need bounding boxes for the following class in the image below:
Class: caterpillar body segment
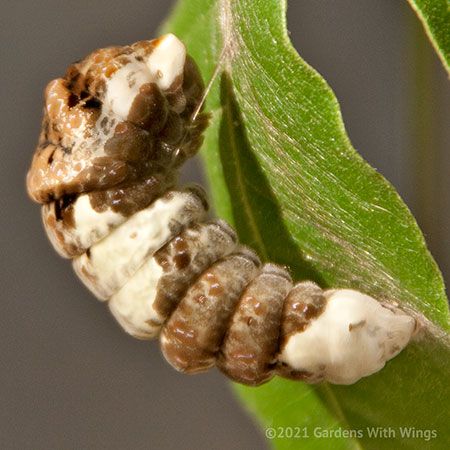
[73,186,208,300]
[216,264,293,385]
[27,34,416,386]
[109,218,238,339]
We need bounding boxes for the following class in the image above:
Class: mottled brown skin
[127,83,169,132]
[217,265,293,385]
[161,251,261,373]
[28,37,208,258]
[153,220,238,319]
[86,172,176,216]
[27,38,208,208]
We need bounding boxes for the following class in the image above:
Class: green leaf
[162,1,450,448]
[407,0,450,75]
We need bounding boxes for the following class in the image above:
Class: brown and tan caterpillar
[27,34,416,386]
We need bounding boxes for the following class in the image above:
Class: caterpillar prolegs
[27,34,416,386]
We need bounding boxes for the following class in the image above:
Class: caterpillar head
[27,34,208,204]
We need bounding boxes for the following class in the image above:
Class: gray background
[1,1,449,449]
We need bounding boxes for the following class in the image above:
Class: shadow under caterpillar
[27,34,416,386]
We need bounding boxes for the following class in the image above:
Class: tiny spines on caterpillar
[27,34,416,386]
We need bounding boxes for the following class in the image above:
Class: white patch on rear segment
[109,256,164,339]
[73,188,207,300]
[279,289,416,385]
[103,34,186,119]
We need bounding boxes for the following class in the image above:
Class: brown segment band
[276,281,326,381]
[217,264,293,386]
[160,250,261,374]
[41,172,176,258]
[153,220,238,320]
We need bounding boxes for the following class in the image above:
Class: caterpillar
[27,34,416,386]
